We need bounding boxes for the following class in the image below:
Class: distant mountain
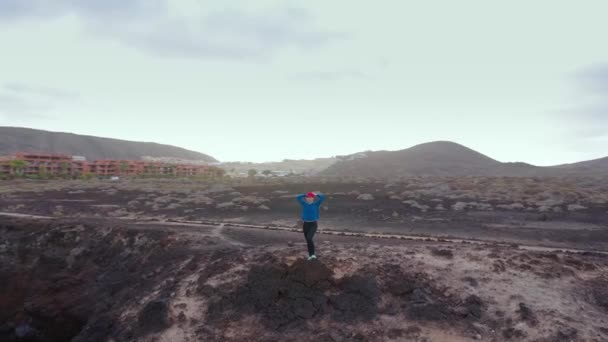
[0,127,217,162]
[548,156,608,175]
[322,141,501,178]
[320,141,601,178]
[219,157,337,176]
[551,156,608,170]
[321,141,501,178]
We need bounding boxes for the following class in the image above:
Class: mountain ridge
[0,127,217,162]
[321,141,607,178]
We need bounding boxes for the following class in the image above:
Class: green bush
[80,173,94,180]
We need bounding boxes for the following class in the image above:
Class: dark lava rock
[431,248,454,259]
[352,333,367,341]
[340,274,380,300]
[208,260,335,329]
[198,284,217,297]
[72,315,115,342]
[208,259,382,328]
[287,259,334,288]
[407,303,451,321]
[385,277,416,296]
[517,302,537,325]
[493,260,506,273]
[0,220,198,342]
[387,328,404,338]
[554,326,578,341]
[592,282,608,311]
[405,326,423,335]
[15,323,40,340]
[331,274,380,322]
[381,267,466,323]
[37,254,68,274]
[98,269,138,296]
[177,311,187,323]
[502,327,526,339]
[138,300,170,335]
[464,295,485,319]
[252,251,277,263]
[383,267,426,297]
[410,288,432,305]
[564,257,596,271]
[462,277,479,287]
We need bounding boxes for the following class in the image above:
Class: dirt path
[0,211,53,219]
[166,218,608,255]
[1,211,606,254]
[128,220,248,247]
[209,222,247,247]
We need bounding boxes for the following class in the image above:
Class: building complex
[0,152,223,178]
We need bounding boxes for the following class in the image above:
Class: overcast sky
[1,0,607,164]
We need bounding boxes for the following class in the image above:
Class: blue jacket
[296,193,325,221]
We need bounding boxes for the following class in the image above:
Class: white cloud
[290,70,370,81]
[0,0,348,62]
[0,93,52,124]
[4,83,79,100]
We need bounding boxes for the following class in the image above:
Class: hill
[219,157,337,177]
[550,156,608,172]
[0,127,217,162]
[321,141,505,178]
[319,141,591,178]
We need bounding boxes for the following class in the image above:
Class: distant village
[0,152,326,179]
[0,152,224,178]
[0,150,353,179]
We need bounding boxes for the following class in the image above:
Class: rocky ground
[0,177,607,341]
[1,177,607,250]
[1,217,607,342]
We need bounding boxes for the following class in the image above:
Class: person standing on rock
[296,191,325,260]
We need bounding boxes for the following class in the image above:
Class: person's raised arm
[296,193,306,205]
[314,192,325,205]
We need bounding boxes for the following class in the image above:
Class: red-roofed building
[0,152,223,178]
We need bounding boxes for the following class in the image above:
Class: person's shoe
[307,255,317,261]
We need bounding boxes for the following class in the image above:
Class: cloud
[113,9,347,61]
[0,1,347,61]
[576,65,608,125]
[0,83,79,123]
[291,70,371,81]
[0,93,53,121]
[557,64,608,141]
[577,64,608,94]
[4,83,79,101]
[0,0,153,20]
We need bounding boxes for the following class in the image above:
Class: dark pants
[303,221,318,256]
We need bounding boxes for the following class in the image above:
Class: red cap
[306,192,316,198]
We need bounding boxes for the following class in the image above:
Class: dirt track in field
[1,179,607,251]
